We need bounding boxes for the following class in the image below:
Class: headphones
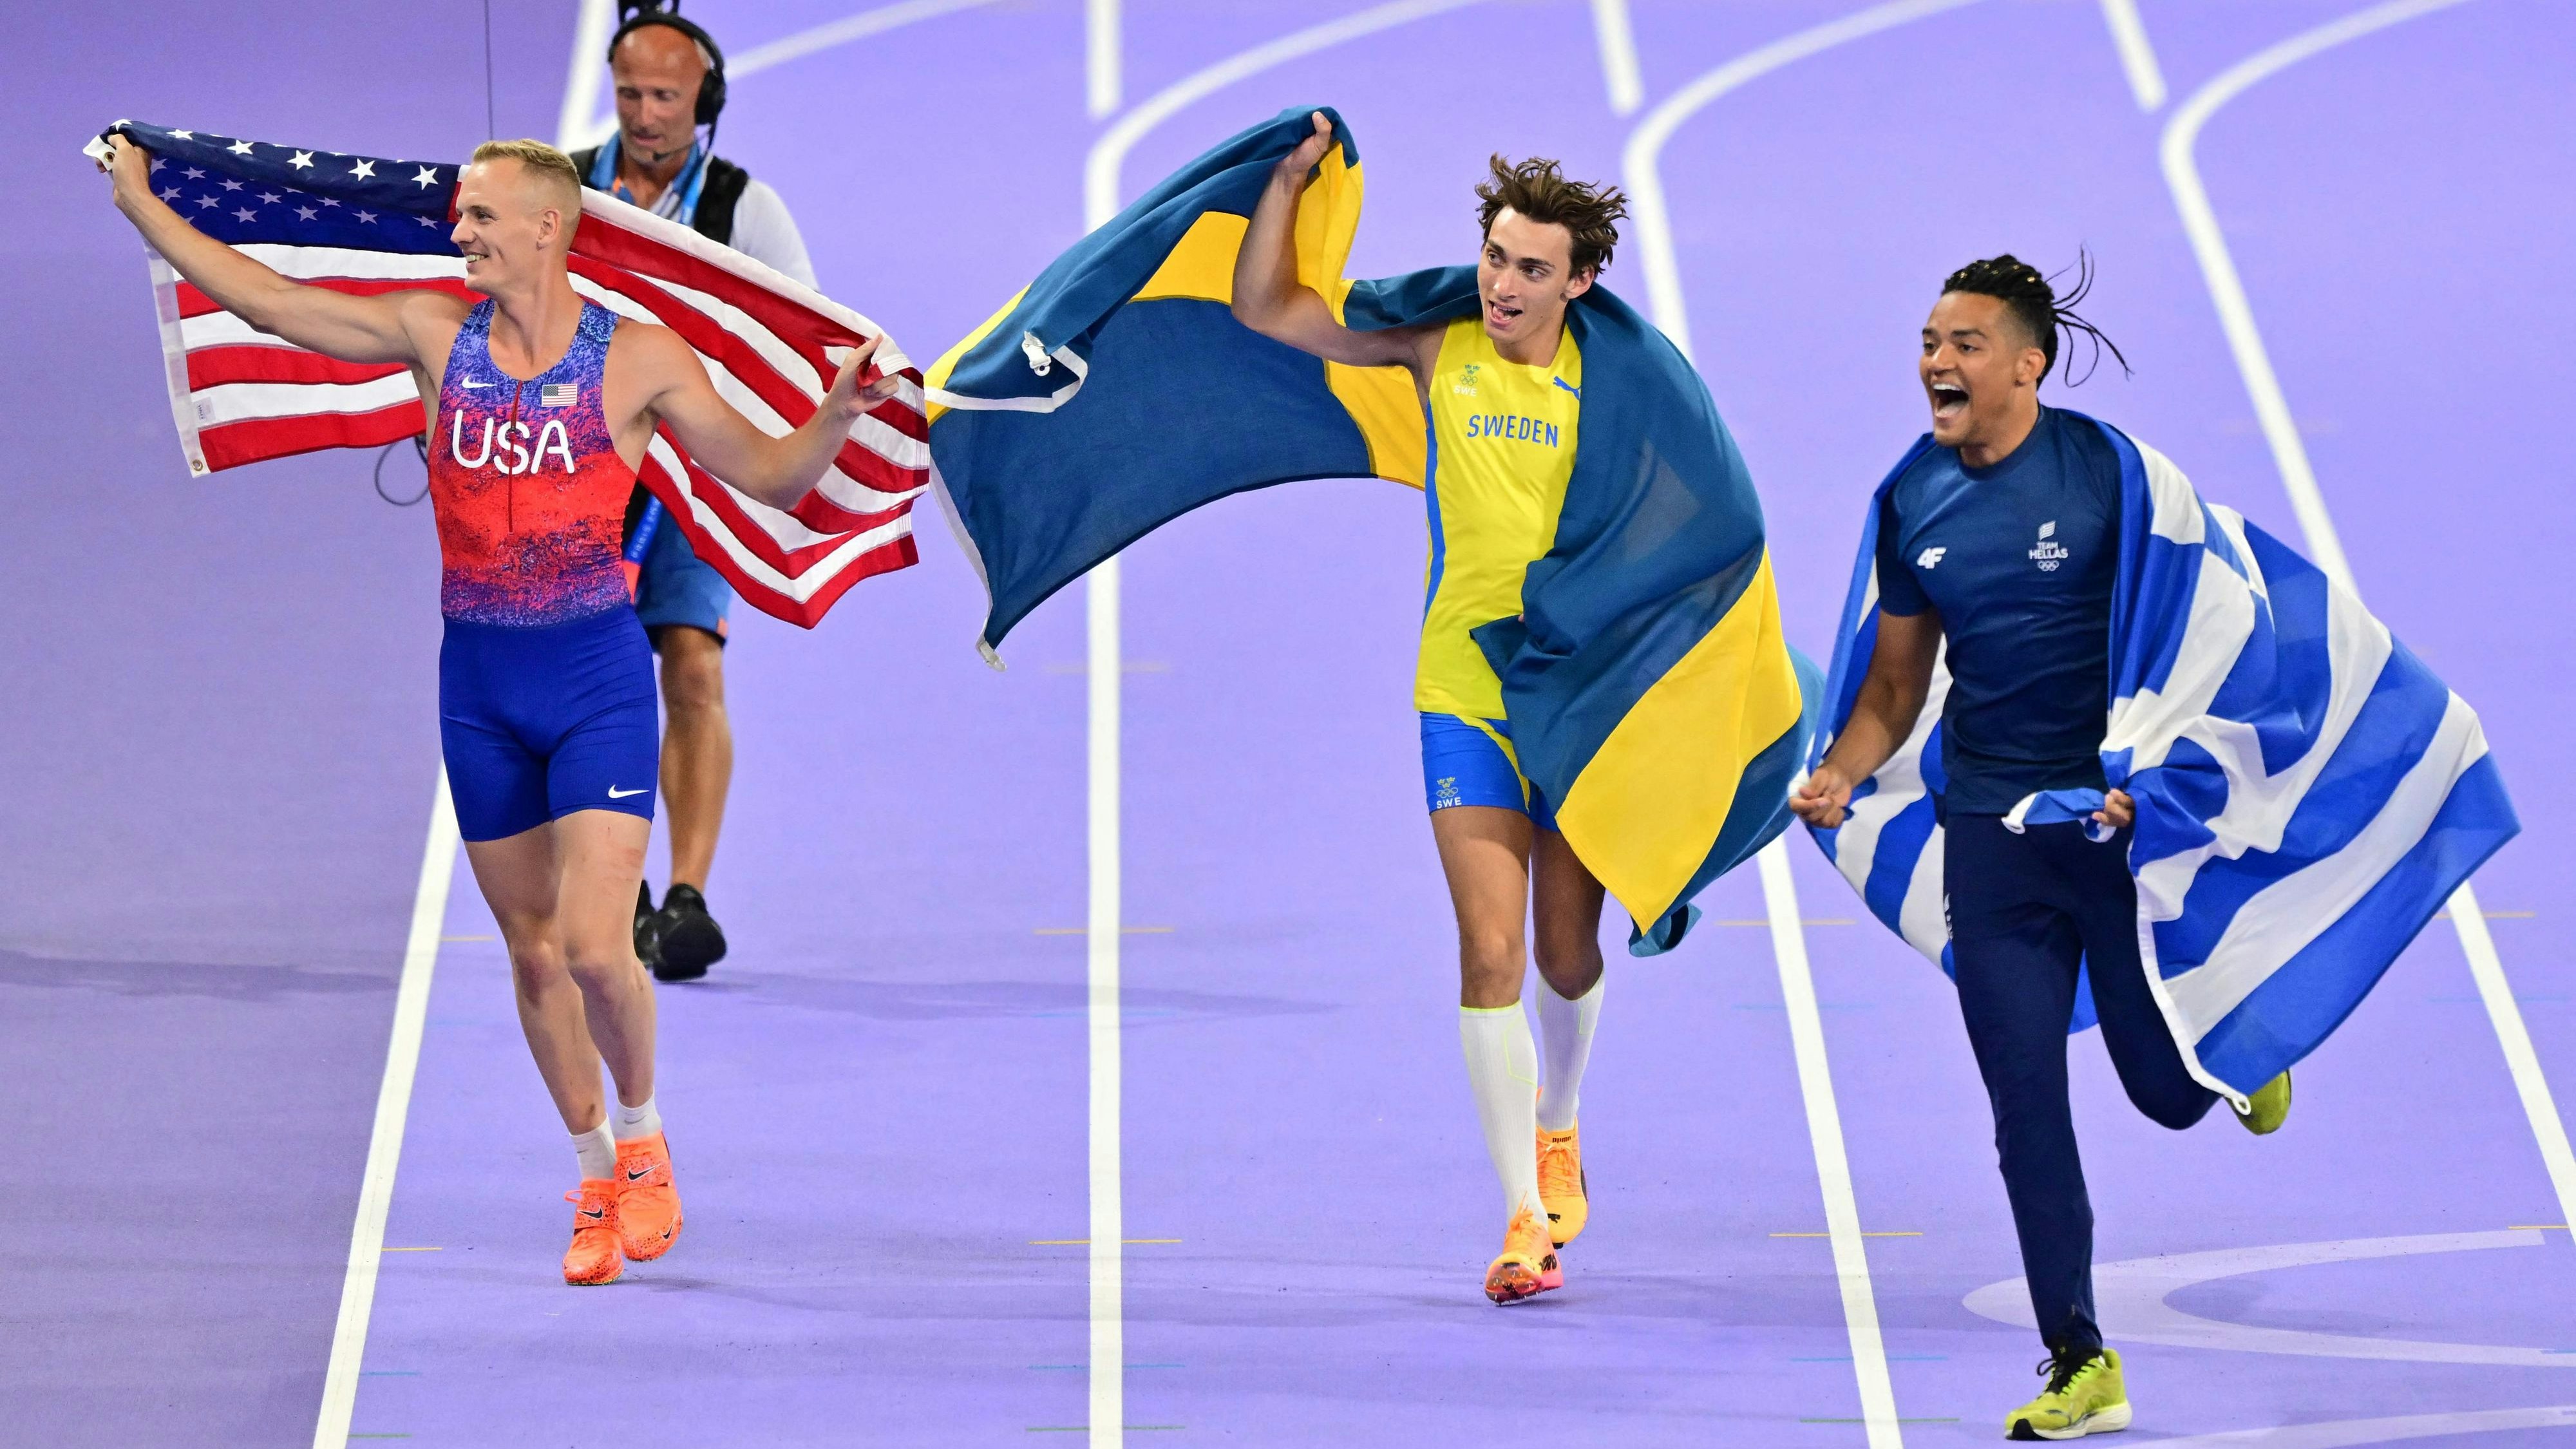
[608,1,727,127]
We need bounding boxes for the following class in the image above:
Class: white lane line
[1590,0,1645,115]
[1088,0,1121,118]
[1626,10,1992,1440]
[1762,844,1904,1449]
[2158,0,2576,1243]
[1965,1228,2575,1365]
[2097,0,2168,111]
[1075,7,1494,1442]
[556,0,618,151]
[1622,0,1981,362]
[1084,0,1488,231]
[310,770,459,1449]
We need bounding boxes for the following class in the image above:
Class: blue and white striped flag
[1805,412,2519,1100]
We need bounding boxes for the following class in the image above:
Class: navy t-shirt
[1875,407,2122,815]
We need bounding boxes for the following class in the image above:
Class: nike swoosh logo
[577,1209,605,1221]
[607,786,647,799]
[460,379,494,388]
[625,1166,654,1182]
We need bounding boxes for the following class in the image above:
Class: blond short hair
[469,139,583,229]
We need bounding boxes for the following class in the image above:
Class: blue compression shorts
[1420,712,1557,831]
[439,607,660,842]
[632,505,733,643]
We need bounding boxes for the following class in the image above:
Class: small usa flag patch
[540,381,578,408]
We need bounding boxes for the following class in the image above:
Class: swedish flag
[927,107,1816,951]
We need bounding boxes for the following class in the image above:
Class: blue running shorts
[439,607,661,842]
[1419,712,1557,831]
[632,507,733,643]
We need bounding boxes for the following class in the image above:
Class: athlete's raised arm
[622,326,900,511]
[98,132,451,367]
[1790,607,1943,829]
[1230,111,1437,381]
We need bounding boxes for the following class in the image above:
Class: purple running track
[10,3,2572,1446]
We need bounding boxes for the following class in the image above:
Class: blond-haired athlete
[100,133,894,1285]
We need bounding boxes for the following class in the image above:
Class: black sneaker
[652,884,726,981]
[633,882,664,974]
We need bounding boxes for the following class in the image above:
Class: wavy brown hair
[1474,155,1628,278]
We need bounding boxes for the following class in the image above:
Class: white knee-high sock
[572,1121,617,1182]
[1535,974,1604,1133]
[1459,1003,1546,1220]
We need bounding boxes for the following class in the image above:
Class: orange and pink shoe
[562,1180,624,1285]
[1483,1202,1564,1305]
[613,1132,683,1262]
[1536,1121,1589,1247]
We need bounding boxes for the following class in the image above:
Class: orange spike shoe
[1483,1202,1564,1305]
[562,1180,624,1285]
[1536,1122,1589,1248]
[613,1132,683,1262]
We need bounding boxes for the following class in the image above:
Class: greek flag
[1805,412,2518,1101]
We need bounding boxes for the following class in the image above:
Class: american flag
[106,121,925,627]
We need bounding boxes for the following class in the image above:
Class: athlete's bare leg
[654,626,731,890]
[469,809,660,1132]
[1530,827,1605,998]
[1433,805,1535,1007]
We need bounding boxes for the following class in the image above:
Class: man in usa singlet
[1230,113,1636,1306]
[102,131,896,1287]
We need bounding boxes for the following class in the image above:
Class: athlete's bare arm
[612,326,898,512]
[99,133,461,371]
[1231,111,1439,389]
[1790,607,1942,829]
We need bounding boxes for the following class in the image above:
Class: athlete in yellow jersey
[1233,113,1630,1305]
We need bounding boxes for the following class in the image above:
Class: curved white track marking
[1964,1229,2576,1365]
[1627,10,1991,1443]
[311,771,460,1449]
[2160,0,2576,1244]
[1590,0,1644,115]
[1084,0,1489,231]
[1622,0,1980,363]
[732,0,1011,79]
[1763,844,1905,1449]
[2097,0,2167,111]
[2145,1405,2576,1448]
[1075,8,1492,1442]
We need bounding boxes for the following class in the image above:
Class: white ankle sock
[613,1094,661,1142]
[1535,974,1603,1133]
[1459,1003,1546,1220]
[572,1121,617,1182]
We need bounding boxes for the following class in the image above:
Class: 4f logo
[2029,520,2069,573]
[1916,546,1947,570]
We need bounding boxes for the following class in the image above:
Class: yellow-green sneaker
[2235,1071,2291,1136]
[2006,1346,2130,1440]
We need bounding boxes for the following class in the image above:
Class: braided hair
[1941,251,2129,386]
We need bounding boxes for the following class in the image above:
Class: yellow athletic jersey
[1416,316,1582,717]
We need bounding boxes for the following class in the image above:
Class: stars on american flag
[295,205,317,221]
[289,151,314,170]
[169,129,194,139]
[182,166,204,180]
[233,207,257,222]
[194,195,219,210]
[350,158,376,180]
[417,215,441,227]
[412,166,439,189]
[227,139,254,156]
[159,186,181,201]
[219,177,242,191]
[258,191,282,205]
[355,209,377,224]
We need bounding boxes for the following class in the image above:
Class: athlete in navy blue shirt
[1874,406,2121,813]
[1792,256,2289,1441]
